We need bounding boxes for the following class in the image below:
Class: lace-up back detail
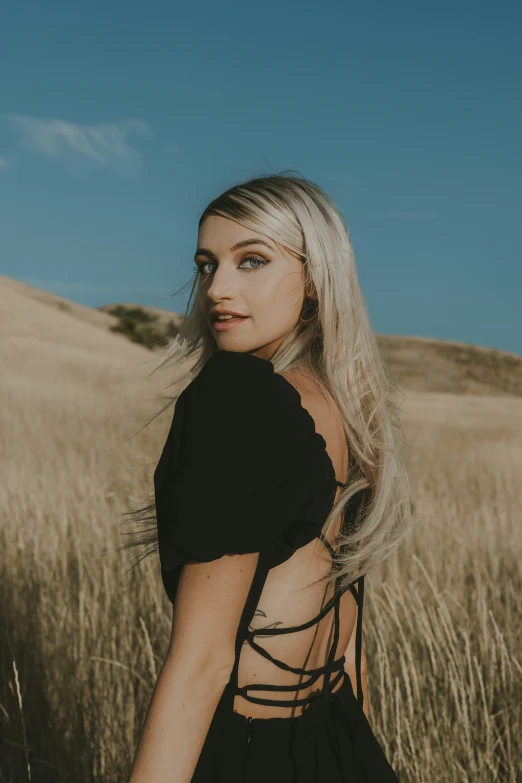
[229,482,365,718]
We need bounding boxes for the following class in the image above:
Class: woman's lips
[212,316,250,331]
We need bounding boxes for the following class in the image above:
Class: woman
[126,173,414,782]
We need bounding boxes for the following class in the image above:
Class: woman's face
[196,215,306,360]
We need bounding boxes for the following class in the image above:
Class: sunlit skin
[195,215,313,359]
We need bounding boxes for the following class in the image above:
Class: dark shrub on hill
[104,305,179,350]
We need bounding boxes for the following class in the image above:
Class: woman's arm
[343,619,369,720]
[128,552,260,783]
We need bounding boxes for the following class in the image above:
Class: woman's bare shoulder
[276,368,349,482]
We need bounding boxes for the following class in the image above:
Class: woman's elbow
[164,640,235,687]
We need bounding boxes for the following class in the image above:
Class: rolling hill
[2,275,521,398]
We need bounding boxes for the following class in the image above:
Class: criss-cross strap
[234,543,365,710]
[229,482,367,713]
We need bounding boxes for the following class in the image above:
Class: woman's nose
[206,263,237,299]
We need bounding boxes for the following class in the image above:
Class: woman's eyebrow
[194,238,274,260]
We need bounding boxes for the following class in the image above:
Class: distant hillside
[0,276,119,332]
[2,277,520,398]
[97,302,522,398]
[377,334,522,398]
[0,276,153,403]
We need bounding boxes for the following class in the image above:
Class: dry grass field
[1,278,521,782]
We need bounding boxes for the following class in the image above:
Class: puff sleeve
[154,350,337,603]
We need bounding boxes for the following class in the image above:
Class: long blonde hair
[121,171,415,590]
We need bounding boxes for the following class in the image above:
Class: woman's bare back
[233,370,357,719]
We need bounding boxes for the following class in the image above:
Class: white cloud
[6,115,151,172]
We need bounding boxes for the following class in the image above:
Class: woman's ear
[304,280,318,300]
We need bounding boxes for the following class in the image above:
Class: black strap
[318,530,336,558]
[325,487,366,708]
[355,575,365,706]
[237,665,345,708]
[318,517,366,709]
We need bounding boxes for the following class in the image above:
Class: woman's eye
[194,262,214,275]
[194,256,267,275]
[240,256,268,270]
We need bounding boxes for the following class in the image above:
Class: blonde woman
[126,173,413,782]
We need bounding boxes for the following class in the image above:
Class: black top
[154,349,365,712]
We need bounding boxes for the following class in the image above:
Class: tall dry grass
[367,395,522,781]
[0,370,521,782]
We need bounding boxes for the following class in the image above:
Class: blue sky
[1,0,521,354]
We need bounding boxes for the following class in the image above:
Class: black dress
[154,350,398,782]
